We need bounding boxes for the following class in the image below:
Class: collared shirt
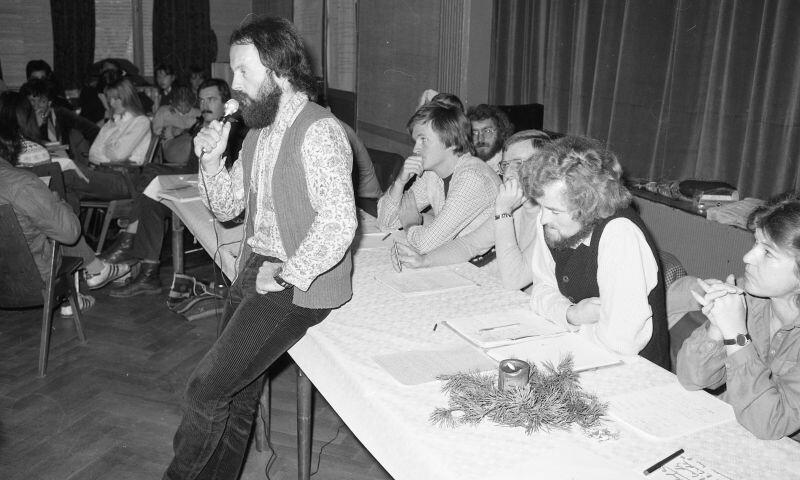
[529,210,659,356]
[89,111,151,165]
[376,154,500,254]
[199,92,356,291]
[677,296,800,440]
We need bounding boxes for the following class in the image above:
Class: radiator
[633,196,753,280]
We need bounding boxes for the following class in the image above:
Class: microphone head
[223,99,239,117]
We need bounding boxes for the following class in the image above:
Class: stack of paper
[376,267,476,296]
[485,334,622,372]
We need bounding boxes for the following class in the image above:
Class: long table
[152,175,799,480]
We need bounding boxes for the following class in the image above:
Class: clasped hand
[496,178,525,214]
[566,297,602,326]
[690,275,747,339]
[255,261,285,294]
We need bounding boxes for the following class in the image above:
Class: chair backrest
[144,132,161,165]
[0,204,46,308]
[23,162,66,200]
[496,103,544,132]
[367,148,405,192]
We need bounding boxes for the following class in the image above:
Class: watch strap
[722,333,751,346]
[274,273,293,289]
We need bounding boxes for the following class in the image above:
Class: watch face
[736,333,750,346]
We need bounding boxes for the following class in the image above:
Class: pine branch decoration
[430,355,607,435]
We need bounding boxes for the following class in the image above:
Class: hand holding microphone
[195,99,239,169]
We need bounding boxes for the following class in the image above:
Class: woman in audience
[0,91,50,166]
[64,77,152,201]
[677,192,800,440]
[0,93,130,315]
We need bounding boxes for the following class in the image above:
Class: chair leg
[68,272,87,344]
[96,204,115,255]
[254,376,271,452]
[39,284,56,377]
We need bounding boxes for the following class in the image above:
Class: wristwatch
[722,333,752,346]
[273,268,293,289]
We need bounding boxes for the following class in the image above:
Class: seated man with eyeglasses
[467,104,513,176]
[377,101,501,268]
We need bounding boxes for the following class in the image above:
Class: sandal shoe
[59,293,96,317]
[86,262,131,290]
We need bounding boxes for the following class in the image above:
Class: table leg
[171,211,184,274]
[296,365,313,480]
[255,376,271,452]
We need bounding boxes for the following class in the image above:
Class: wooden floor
[0,255,392,480]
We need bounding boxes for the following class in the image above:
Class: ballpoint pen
[643,449,684,475]
[478,322,520,332]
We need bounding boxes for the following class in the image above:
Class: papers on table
[376,267,476,296]
[144,174,201,203]
[485,333,622,372]
[644,453,733,480]
[607,382,735,441]
[354,232,394,250]
[445,309,565,348]
[373,345,496,386]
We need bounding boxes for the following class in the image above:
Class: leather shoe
[99,232,135,264]
[109,262,162,297]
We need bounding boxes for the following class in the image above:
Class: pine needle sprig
[430,355,607,435]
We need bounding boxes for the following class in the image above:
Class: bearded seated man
[523,135,671,370]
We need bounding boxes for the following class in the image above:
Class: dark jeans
[130,193,171,262]
[163,254,330,480]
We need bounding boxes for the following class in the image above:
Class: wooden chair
[0,204,87,377]
[81,134,161,254]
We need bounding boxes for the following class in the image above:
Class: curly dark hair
[520,135,631,225]
[466,104,514,142]
[230,17,316,98]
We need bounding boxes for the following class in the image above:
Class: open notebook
[445,309,565,348]
[485,333,622,372]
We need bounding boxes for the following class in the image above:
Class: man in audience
[377,102,500,256]
[521,136,670,369]
[467,104,513,176]
[25,59,70,110]
[101,78,246,297]
[21,79,100,163]
[154,63,177,109]
[162,17,355,478]
[151,85,200,142]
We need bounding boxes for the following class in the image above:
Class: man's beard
[475,139,502,162]
[544,221,595,250]
[233,81,282,128]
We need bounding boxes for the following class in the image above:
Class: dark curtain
[153,0,217,79]
[491,0,800,200]
[50,0,95,90]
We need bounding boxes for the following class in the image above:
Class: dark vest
[239,101,353,309]
[549,208,670,370]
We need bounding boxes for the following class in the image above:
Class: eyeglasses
[472,127,497,137]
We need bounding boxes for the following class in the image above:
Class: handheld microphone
[201,99,240,156]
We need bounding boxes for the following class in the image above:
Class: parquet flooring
[0,255,392,480]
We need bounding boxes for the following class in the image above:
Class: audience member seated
[152,85,201,143]
[188,64,207,96]
[467,104,513,176]
[0,101,130,314]
[79,60,154,124]
[521,135,670,370]
[677,192,800,441]
[154,63,177,110]
[100,79,247,297]
[21,78,100,164]
[63,77,152,201]
[392,130,550,273]
[25,59,70,110]
[1,91,51,167]
[377,102,500,262]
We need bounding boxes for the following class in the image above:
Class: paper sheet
[485,333,622,372]
[353,232,395,250]
[645,454,733,480]
[607,383,735,440]
[373,345,496,385]
[376,267,476,296]
[445,309,565,348]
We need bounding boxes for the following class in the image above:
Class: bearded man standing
[163,17,356,479]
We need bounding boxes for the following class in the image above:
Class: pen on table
[643,448,684,475]
[478,322,520,332]
[381,232,391,241]
[432,323,438,332]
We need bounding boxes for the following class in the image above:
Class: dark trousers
[63,167,131,201]
[130,193,171,261]
[163,254,330,480]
